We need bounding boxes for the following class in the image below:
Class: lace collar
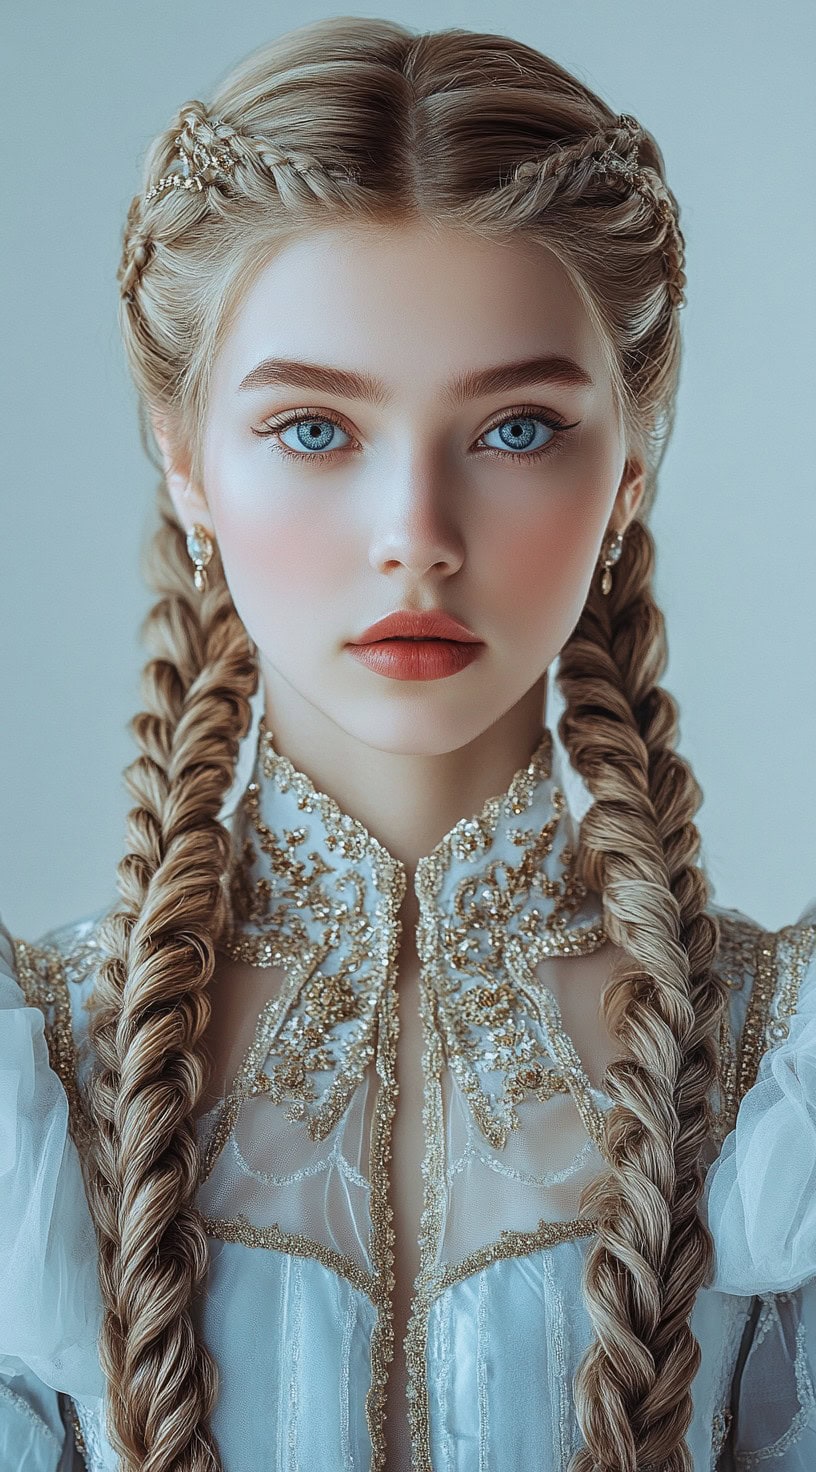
[219,714,608,1149]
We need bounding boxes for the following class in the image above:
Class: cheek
[485,498,602,630]
[212,491,356,653]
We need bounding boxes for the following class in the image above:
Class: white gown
[2,698,815,1471]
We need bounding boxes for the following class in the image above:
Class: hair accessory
[599,529,625,596]
[186,523,214,593]
[591,113,644,182]
[144,119,239,204]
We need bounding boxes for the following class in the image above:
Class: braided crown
[122,106,685,308]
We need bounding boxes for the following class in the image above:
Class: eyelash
[251,404,580,466]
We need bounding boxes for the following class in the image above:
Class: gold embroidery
[737,931,778,1100]
[737,921,816,1100]
[200,1212,377,1299]
[210,719,610,1469]
[712,913,765,1142]
[404,1212,597,1472]
[431,1215,597,1299]
[213,724,604,1170]
[67,1397,89,1461]
[767,922,816,1044]
[10,938,93,1151]
[714,1006,739,1145]
[717,914,761,992]
[216,735,405,1151]
[504,939,608,1153]
[408,734,607,1150]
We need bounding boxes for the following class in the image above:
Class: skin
[155,218,644,906]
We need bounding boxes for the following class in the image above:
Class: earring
[599,528,625,596]
[186,522,214,593]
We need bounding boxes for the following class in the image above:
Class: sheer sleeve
[0,914,104,1405]
[731,1285,816,1466]
[704,901,816,1297]
[0,1364,79,1472]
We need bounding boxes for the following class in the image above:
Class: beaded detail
[221,718,608,1154]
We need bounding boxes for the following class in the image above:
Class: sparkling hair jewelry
[144,109,653,209]
[186,522,214,593]
[129,108,684,309]
[599,528,625,596]
[144,120,239,204]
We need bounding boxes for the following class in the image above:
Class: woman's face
[166,219,643,756]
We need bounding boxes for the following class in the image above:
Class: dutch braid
[118,99,360,305]
[486,120,687,312]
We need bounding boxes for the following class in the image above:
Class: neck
[259,657,550,891]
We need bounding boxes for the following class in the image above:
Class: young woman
[1,17,814,1472]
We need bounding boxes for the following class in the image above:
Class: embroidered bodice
[2,710,816,1470]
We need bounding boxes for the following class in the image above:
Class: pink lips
[349,609,482,644]
[346,608,484,682]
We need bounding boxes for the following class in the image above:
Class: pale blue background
[2,0,814,937]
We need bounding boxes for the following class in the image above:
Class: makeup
[346,640,483,680]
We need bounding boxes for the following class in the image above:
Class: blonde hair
[87,17,726,1471]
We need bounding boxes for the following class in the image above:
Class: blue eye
[481,416,555,454]
[254,404,578,466]
[278,416,352,454]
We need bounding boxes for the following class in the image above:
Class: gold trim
[404,953,448,1472]
[66,1397,89,1462]
[737,931,778,1100]
[406,1207,598,1472]
[429,1215,597,1301]
[363,874,404,1472]
[504,937,609,1156]
[199,1211,377,1300]
[710,914,764,1142]
[737,921,816,1100]
[10,938,92,1151]
[714,1005,738,1145]
[768,922,816,1043]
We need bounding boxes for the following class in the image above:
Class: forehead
[213,219,611,402]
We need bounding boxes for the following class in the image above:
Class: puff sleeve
[703,900,816,1296]
[0,914,105,1406]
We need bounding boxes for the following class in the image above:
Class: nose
[368,450,465,579]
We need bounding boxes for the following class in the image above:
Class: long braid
[559,519,727,1470]
[84,479,257,1471]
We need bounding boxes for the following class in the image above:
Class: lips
[350,609,482,644]
[347,638,483,681]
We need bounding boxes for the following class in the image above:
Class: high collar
[219,709,608,1148]
[224,715,605,963]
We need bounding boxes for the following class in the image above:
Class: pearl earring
[599,529,625,596]
[186,523,214,593]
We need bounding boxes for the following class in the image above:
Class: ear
[611,455,646,533]
[150,412,214,536]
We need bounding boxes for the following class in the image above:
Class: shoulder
[0,912,107,1405]
[9,903,114,1150]
[704,897,816,1295]
[708,901,816,1145]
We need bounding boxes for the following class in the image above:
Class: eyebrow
[236,352,594,404]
